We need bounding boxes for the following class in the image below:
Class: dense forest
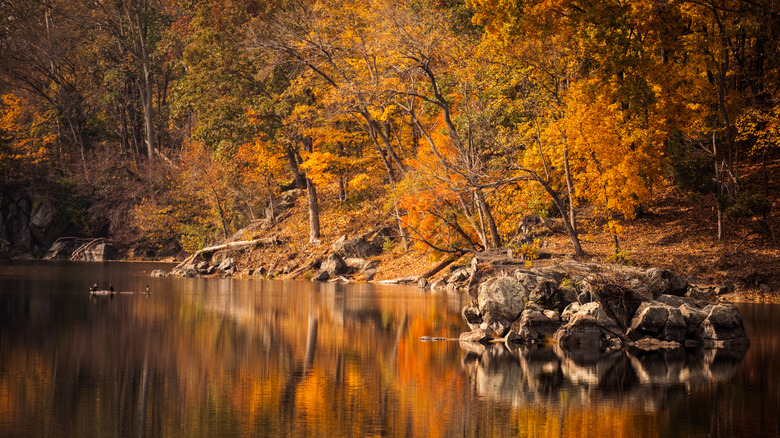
[1,0,778,264]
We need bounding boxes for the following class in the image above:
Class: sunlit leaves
[0,93,54,179]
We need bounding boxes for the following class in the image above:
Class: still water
[0,261,778,437]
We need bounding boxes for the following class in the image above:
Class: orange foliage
[0,93,54,178]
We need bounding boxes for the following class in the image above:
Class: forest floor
[214,165,780,304]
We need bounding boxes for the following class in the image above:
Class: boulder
[312,270,330,282]
[697,304,748,344]
[556,302,623,351]
[644,268,689,297]
[459,328,491,343]
[448,268,470,284]
[527,278,577,313]
[514,305,561,342]
[626,301,686,343]
[332,235,378,258]
[477,277,529,336]
[320,253,348,276]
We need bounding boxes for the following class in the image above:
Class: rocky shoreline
[456,255,749,353]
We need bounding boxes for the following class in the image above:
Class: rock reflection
[462,341,746,409]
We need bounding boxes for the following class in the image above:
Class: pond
[0,260,777,437]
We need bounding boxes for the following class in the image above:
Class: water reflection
[1,262,779,437]
[462,342,746,410]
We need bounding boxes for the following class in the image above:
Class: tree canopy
[2,0,778,255]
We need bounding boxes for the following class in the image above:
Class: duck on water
[89,283,115,297]
[89,283,151,296]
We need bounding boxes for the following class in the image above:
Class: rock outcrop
[1,187,62,257]
[459,260,749,352]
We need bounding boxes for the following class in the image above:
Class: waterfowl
[89,282,115,297]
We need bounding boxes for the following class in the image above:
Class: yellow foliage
[0,93,53,174]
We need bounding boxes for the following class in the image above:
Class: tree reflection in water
[0,262,778,437]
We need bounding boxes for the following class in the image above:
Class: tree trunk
[535,176,585,256]
[563,146,577,233]
[306,177,321,243]
[301,137,321,243]
[135,8,155,159]
[285,147,308,189]
[367,124,396,183]
[714,133,724,243]
[475,189,501,248]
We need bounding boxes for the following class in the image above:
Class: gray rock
[150,269,168,277]
[480,320,513,338]
[627,301,686,342]
[515,306,562,342]
[312,270,330,282]
[364,268,377,281]
[29,201,59,247]
[477,277,529,334]
[332,235,378,258]
[448,268,470,284]
[697,304,748,342]
[30,202,55,230]
[460,328,491,343]
[644,268,689,297]
[320,253,348,276]
[655,294,687,308]
[555,302,623,350]
[679,303,709,336]
[458,259,749,353]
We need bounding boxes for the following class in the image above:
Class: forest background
[1,0,779,296]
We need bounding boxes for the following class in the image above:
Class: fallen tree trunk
[70,238,108,261]
[376,276,418,285]
[418,255,460,280]
[176,237,279,269]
